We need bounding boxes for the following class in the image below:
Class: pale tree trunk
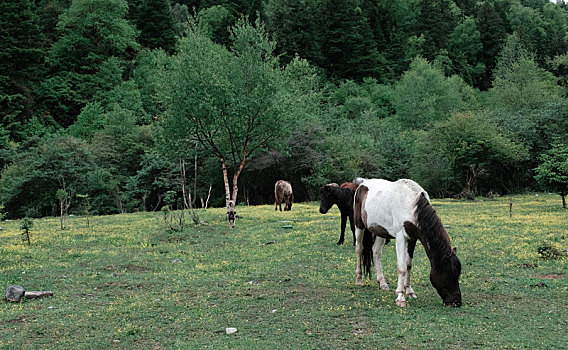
[180,157,196,211]
[230,147,248,205]
[60,200,64,230]
[194,143,198,207]
[220,157,232,208]
[220,143,249,227]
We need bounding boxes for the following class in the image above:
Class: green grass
[1,194,567,349]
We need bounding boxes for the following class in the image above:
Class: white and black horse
[353,179,462,307]
[319,183,358,246]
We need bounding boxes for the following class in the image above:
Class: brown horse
[274,180,293,211]
[340,182,359,191]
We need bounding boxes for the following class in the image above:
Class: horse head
[430,247,462,307]
[319,184,339,214]
[285,194,293,211]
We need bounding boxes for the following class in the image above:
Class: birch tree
[160,17,310,222]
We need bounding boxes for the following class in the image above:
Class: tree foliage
[136,0,177,54]
[3,0,568,218]
[412,112,527,197]
[0,0,44,140]
[40,0,138,127]
[534,140,568,208]
[392,57,477,129]
[160,17,313,210]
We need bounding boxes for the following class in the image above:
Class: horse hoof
[356,278,364,286]
[378,282,389,291]
[396,299,407,307]
[336,241,344,246]
[405,287,417,298]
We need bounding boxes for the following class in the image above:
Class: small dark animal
[274,180,293,211]
[227,201,236,228]
[319,182,358,246]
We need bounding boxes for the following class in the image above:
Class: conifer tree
[40,0,138,127]
[318,0,383,81]
[0,0,44,140]
[416,0,460,61]
[137,0,177,54]
[475,0,507,90]
[264,0,319,64]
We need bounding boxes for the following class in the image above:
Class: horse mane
[415,193,453,263]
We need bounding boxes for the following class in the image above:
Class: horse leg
[404,238,418,299]
[355,227,365,285]
[349,214,356,246]
[372,237,389,290]
[395,236,409,307]
[337,213,347,245]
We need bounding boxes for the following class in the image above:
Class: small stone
[5,285,25,302]
[225,327,238,335]
[172,259,182,263]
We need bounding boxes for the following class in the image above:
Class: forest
[2,0,568,219]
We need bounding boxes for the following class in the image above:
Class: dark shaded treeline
[1,0,568,218]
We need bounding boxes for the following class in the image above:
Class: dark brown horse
[274,180,293,211]
[319,182,358,246]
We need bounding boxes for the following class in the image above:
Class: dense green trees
[0,0,44,140]
[2,0,568,218]
[40,0,138,127]
[264,0,319,64]
[412,112,527,197]
[392,57,477,129]
[136,0,177,53]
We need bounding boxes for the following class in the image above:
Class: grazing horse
[353,179,462,307]
[274,180,294,211]
[319,183,358,246]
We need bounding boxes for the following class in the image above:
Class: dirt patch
[534,274,564,279]
[0,315,35,325]
[349,316,369,336]
[101,264,149,273]
[134,339,163,350]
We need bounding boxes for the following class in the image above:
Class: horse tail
[354,184,373,278]
[362,228,374,278]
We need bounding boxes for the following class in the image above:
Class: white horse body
[354,179,433,307]
[363,179,429,237]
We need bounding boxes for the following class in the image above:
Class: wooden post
[509,199,513,218]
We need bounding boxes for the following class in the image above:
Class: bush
[537,243,565,260]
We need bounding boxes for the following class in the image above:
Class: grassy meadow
[1,194,567,349]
